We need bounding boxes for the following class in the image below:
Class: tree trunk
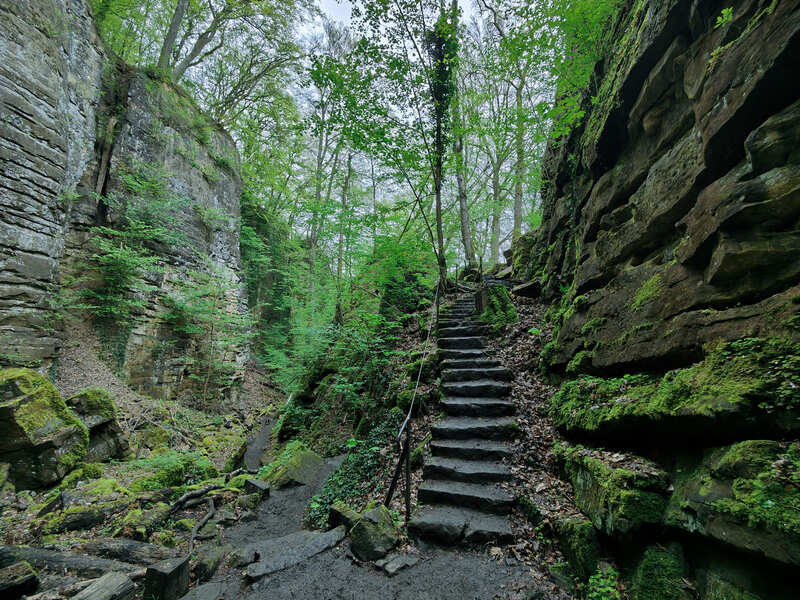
[434,121,447,285]
[157,0,188,75]
[452,100,476,269]
[513,83,524,242]
[337,153,354,294]
[490,162,501,265]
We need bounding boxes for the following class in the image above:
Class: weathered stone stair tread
[439,319,478,328]
[441,379,511,397]
[430,438,514,460]
[438,325,488,337]
[440,349,487,362]
[438,336,486,349]
[441,367,512,382]
[440,397,515,416]
[424,456,510,483]
[432,416,517,440]
[408,505,513,544]
[441,358,500,369]
[418,479,515,514]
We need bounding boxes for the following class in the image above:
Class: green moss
[227,473,249,489]
[258,440,322,487]
[66,388,117,421]
[581,317,607,336]
[409,434,431,470]
[555,518,601,581]
[630,545,690,600]
[554,444,667,534]
[712,442,800,536]
[0,369,89,471]
[82,477,131,498]
[551,337,800,434]
[566,350,594,376]
[519,496,543,524]
[127,451,217,491]
[480,286,518,335]
[631,274,662,311]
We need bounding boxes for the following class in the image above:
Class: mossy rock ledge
[665,440,800,566]
[554,443,668,535]
[0,368,89,489]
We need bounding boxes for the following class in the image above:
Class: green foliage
[586,567,621,600]
[715,7,734,29]
[481,286,518,335]
[306,409,402,529]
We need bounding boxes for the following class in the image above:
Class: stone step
[440,348,487,360]
[438,325,488,338]
[438,319,478,329]
[440,358,501,370]
[438,337,486,350]
[423,457,511,483]
[440,397,515,417]
[432,416,517,440]
[408,505,513,545]
[418,480,515,514]
[441,367,512,383]
[431,439,514,461]
[441,379,511,397]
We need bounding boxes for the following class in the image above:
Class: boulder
[0,369,88,489]
[75,538,178,566]
[144,556,190,600]
[194,544,234,582]
[0,561,38,599]
[66,389,129,462]
[261,443,324,488]
[328,501,360,530]
[349,505,400,561]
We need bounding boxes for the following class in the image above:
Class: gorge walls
[0,0,248,400]
[512,0,800,598]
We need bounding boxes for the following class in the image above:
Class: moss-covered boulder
[328,501,360,530]
[554,443,668,535]
[66,388,130,463]
[128,451,218,491]
[0,369,89,489]
[114,502,171,541]
[349,505,400,561]
[554,518,601,581]
[550,338,800,440]
[259,441,324,488]
[38,500,129,534]
[665,440,800,565]
[630,544,693,600]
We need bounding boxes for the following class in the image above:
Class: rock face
[0,0,105,367]
[0,368,88,489]
[510,2,800,598]
[0,0,248,400]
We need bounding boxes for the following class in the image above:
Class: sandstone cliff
[511,1,800,598]
[0,0,247,400]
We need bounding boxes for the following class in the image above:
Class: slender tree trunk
[337,153,353,293]
[490,163,501,265]
[434,123,447,285]
[453,132,476,269]
[513,83,524,242]
[157,0,188,75]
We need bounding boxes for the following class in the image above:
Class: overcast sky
[318,0,476,25]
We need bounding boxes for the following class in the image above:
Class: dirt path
[192,455,559,600]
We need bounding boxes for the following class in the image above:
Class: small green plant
[586,567,621,600]
[715,7,733,29]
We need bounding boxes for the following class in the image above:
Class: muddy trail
[187,454,548,600]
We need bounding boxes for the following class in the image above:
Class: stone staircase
[408,296,516,545]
